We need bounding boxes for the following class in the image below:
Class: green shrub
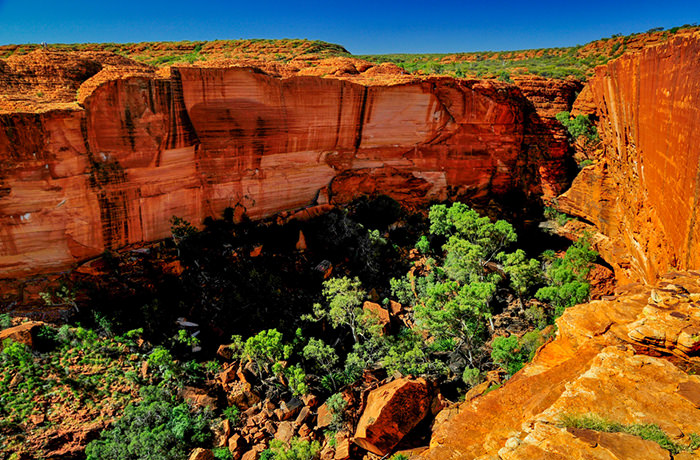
[261,437,321,460]
[559,413,700,454]
[222,405,240,425]
[555,111,599,141]
[544,206,571,226]
[491,331,545,376]
[213,447,233,460]
[0,314,12,330]
[326,393,348,431]
[536,236,597,316]
[85,386,214,460]
[462,367,482,387]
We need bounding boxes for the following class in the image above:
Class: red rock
[298,423,311,439]
[228,433,245,458]
[334,434,351,460]
[275,421,295,443]
[557,32,700,283]
[216,419,231,447]
[276,399,303,421]
[217,344,234,360]
[219,364,238,385]
[420,273,700,459]
[0,321,44,349]
[295,230,307,251]
[0,57,571,278]
[353,378,431,455]
[362,301,390,334]
[188,448,215,460]
[295,406,311,426]
[388,300,404,316]
[301,393,319,409]
[227,382,260,410]
[181,386,217,410]
[316,402,333,430]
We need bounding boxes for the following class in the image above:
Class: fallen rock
[334,432,351,460]
[181,386,217,409]
[227,382,260,410]
[362,301,391,334]
[275,421,295,443]
[354,378,431,455]
[316,402,333,429]
[188,448,215,460]
[0,321,44,349]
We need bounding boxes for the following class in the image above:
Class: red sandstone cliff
[0,53,573,277]
[558,32,700,283]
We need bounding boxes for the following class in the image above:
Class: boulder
[353,378,431,455]
[275,421,295,443]
[188,448,215,460]
[227,382,260,410]
[0,321,44,349]
[316,402,333,429]
[362,302,391,334]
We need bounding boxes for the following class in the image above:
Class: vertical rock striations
[558,32,700,283]
[0,57,572,277]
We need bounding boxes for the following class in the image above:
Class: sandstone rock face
[420,272,700,459]
[354,377,431,455]
[558,32,700,283]
[0,53,573,278]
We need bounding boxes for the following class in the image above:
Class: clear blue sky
[0,0,698,54]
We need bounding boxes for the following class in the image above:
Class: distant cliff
[0,52,575,277]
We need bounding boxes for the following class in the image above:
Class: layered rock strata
[0,53,572,277]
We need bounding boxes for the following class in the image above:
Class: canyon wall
[559,32,700,283]
[0,55,572,278]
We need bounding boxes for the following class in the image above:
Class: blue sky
[0,0,698,54]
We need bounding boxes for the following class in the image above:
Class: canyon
[2,29,700,460]
[417,31,700,459]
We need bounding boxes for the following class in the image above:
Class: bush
[555,111,599,141]
[213,448,233,460]
[462,367,482,387]
[559,413,700,454]
[0,314,11,330]
[260,437,321,460]
[223,405,240,425]
[536,236,597,316]
[491,331,545,376]
[326,393,348,431]
[85,386,214,460]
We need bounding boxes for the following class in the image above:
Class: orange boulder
[354,378,431,455]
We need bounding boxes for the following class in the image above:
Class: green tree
[395,203,526,366]
[303,338,340,389]
[536,236,598,316]
[230,329,291,377]
[499,249,542,306]
[555,111,599,141]
[306,277,376,344]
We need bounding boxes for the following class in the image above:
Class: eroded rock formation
[558,32,700,283]
[421,272,700,459]
[0,52,572,278]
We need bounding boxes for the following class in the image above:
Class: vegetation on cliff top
[1,24,697,80]
[357,24,699,80]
